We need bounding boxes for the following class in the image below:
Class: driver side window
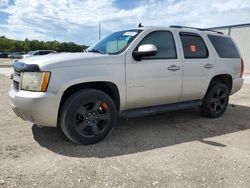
[139,31,177,59]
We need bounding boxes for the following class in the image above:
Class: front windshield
[88,29,142,54]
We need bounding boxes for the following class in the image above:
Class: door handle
[204,63,214,69]
[168,65,180,71]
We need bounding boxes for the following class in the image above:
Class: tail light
[240,58,244,77]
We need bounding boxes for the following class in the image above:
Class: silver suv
[9,25,244,144]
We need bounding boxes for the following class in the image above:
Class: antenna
[138,23,143,28]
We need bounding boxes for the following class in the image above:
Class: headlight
[21,72,50,92]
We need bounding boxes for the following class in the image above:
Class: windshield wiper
[87,49,104,54]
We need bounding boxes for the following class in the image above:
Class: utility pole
[99,23,101,40]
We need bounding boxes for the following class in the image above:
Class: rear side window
[138,31,177,59]
[40,51,51,55]
[208,35,240,58]
[180,33,208,59]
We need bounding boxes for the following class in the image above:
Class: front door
[126,30,182,109]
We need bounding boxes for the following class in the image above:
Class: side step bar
[119,100,201,118]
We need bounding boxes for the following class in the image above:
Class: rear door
[179,32,214,101]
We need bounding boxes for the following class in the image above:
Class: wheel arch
[58,81,121,124]
[206,74,233,95]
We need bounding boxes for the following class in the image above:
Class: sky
[0,0,250,45]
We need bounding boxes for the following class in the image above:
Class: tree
[0,36,88,52]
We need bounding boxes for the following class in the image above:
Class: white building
[210,23,250,74]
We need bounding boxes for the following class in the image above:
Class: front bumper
[8,85,61,127]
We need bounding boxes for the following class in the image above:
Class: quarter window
[208,35,240,58]
[180,33,208,59]
[138,31,177,59]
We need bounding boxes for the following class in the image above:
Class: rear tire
[199,82,229,118]
[60,89,117,144]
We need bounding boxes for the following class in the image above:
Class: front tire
[60,89,117,144]
[199,83,229,118]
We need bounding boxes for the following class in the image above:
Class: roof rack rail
[169,25,224,34]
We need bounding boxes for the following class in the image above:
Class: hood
[19,52,105,68]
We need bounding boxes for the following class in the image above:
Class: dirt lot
[0,58,14,67]
[0,75,250,188]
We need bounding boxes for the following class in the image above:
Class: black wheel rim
[74,100,111,137]
[210,88,227,114]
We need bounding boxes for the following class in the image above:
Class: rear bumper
[231,77,244,95]
[8,85,61,127]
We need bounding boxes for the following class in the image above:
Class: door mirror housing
[133,44,157,61]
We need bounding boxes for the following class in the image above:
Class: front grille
[12,68,21,91]
[15,71,21,76]
[13,81,19,90]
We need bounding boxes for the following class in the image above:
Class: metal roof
[208,23,250,29]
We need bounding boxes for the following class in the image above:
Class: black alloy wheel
[209,88,228,115]
[60,89,117,144]
[74,100,111,137]
[199,83,229,118]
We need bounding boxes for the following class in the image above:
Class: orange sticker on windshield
[191,45,197,52]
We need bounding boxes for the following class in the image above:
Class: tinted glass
[208,35,240,58]
[139,31,177,59]
[44,51,50,55]
[39,51,49,55]
[180,33,208,58]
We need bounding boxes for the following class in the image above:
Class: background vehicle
[0,52,10,58]
[22,50,56,59]
[9,26,244,145]
[8,52,26,59]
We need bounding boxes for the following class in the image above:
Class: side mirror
[133,44,157,61]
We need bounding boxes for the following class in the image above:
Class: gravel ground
[0,68,13,76]
[0,75,250,188]
[0,59,15,66]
